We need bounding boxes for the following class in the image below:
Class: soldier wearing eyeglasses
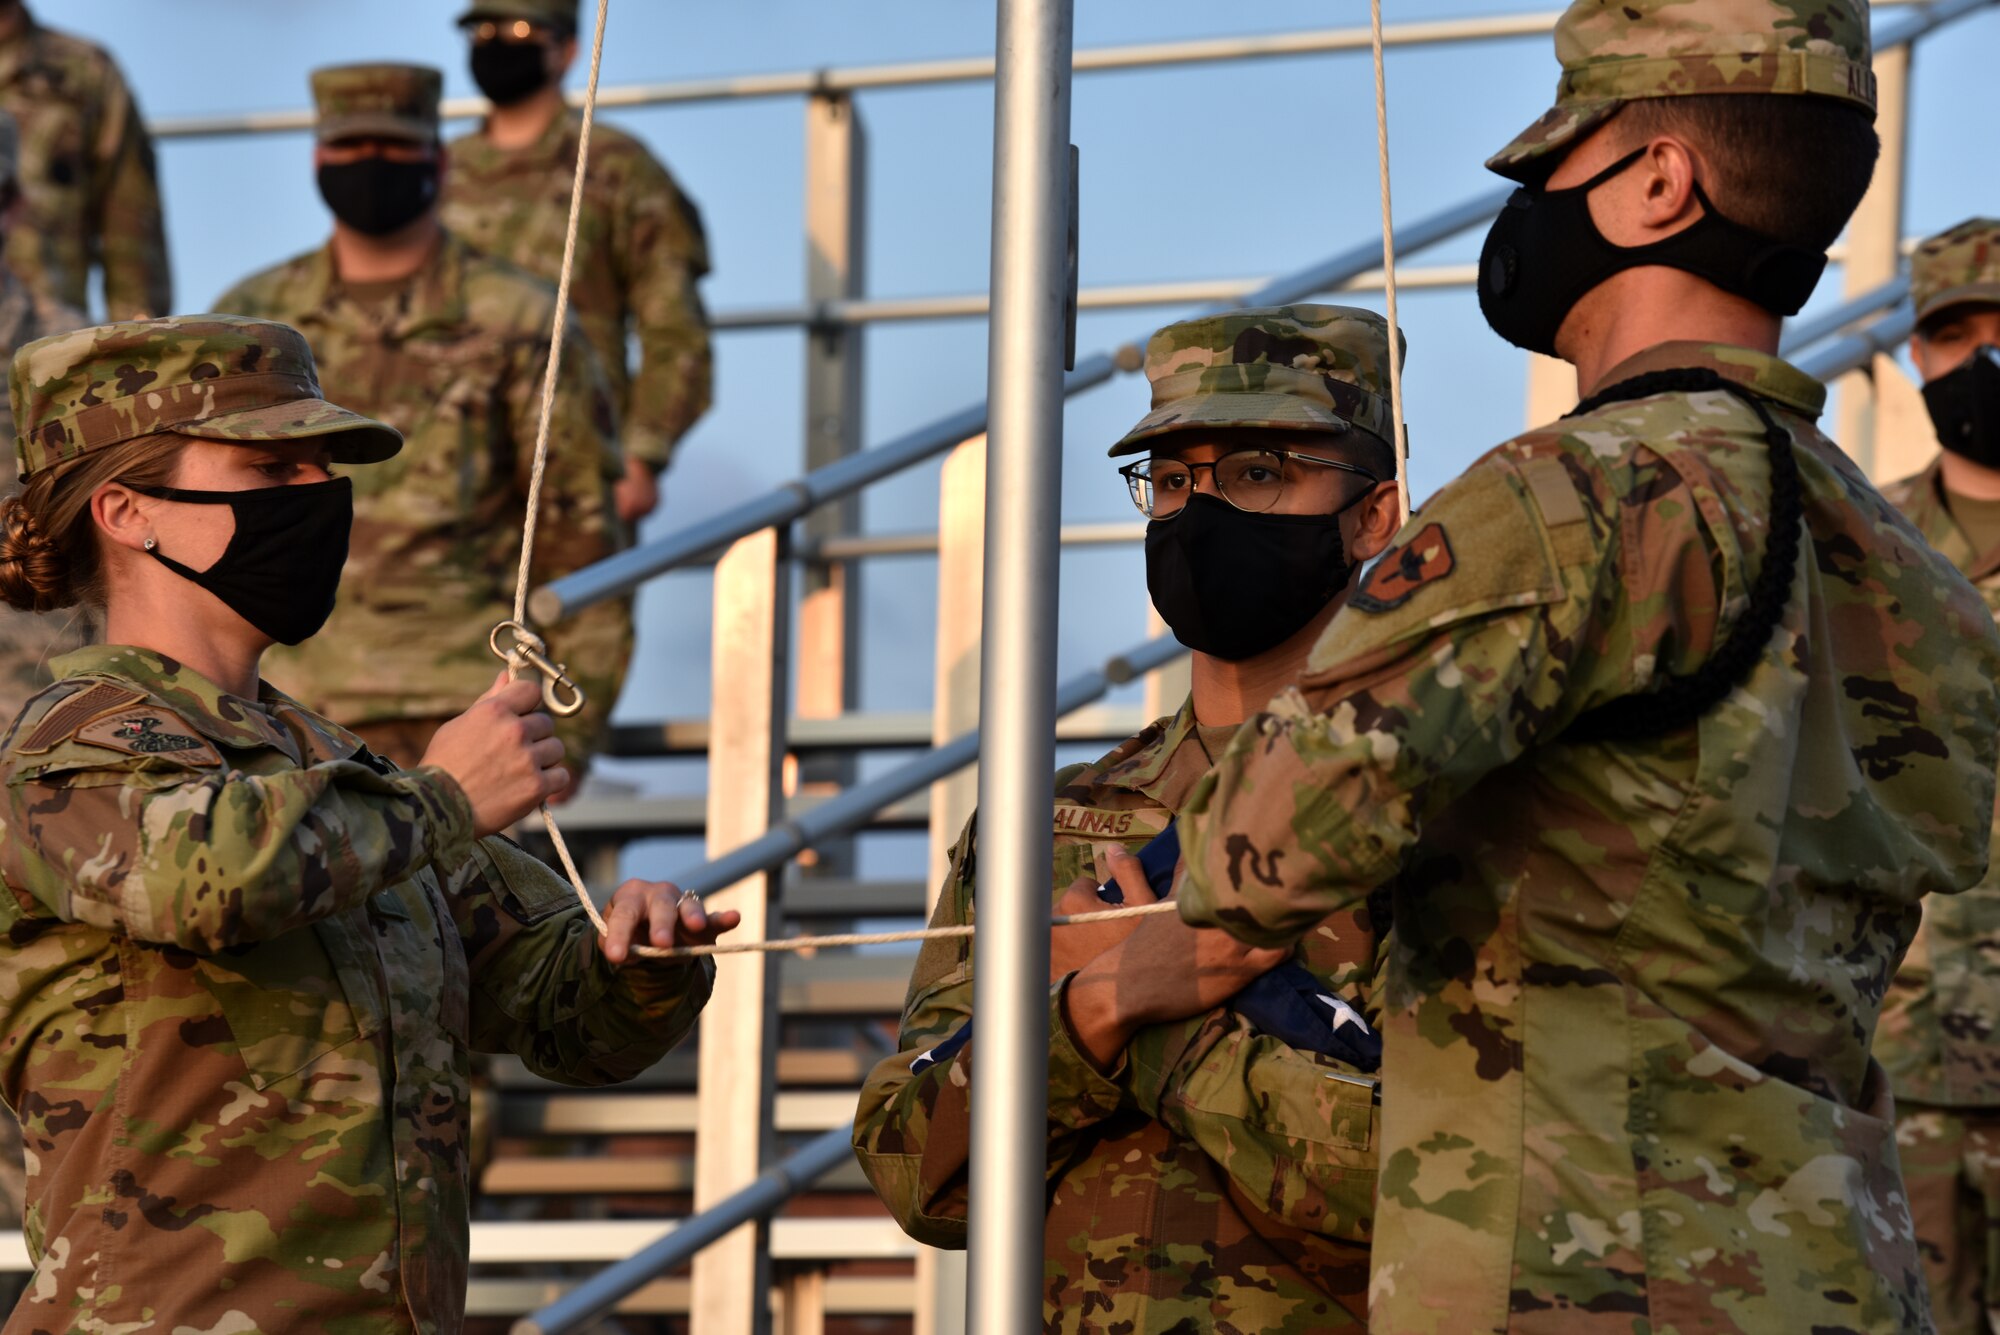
[442,0,711,527]
[855,305,1405,1332]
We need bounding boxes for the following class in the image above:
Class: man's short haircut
[1616,95,1879,253]
[1346,430,1397,483]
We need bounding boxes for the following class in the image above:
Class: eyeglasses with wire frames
[1118,446,1380,520]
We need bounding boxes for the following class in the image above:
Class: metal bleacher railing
[109,1,1994,1332]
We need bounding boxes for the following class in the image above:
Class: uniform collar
[1895,456,2000,582]
[52,644,302,755]
[458,106,573,170]
[297,230,472,340]
[1091,695,1218,808]
[1587,341,1828,419]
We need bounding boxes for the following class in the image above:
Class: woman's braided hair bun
[0,433,187,616]
[0,487,74,613]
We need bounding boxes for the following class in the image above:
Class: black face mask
[132,478,353,646]
[316,159,439,237]
[1924,345,2000,468]
[471,40,553,107]
[1146,493,1358,662]
[1478,147,1828,357]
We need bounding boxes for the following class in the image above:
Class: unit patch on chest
[74,708,223,766]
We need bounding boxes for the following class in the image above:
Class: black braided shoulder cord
[1562,367,1805,744]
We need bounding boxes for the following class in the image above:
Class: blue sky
[60,1,1995,874]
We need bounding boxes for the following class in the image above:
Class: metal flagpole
[968,0,1075,1329]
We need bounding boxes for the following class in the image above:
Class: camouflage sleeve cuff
[1048,974,1130,1131]
[620,424,675,471]
[400,765,480,874]
[1120,1012,1216,1120]
[607,948,716,1021]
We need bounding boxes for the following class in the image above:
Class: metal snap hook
[488,619,588,718]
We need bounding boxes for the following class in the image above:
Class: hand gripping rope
[499,0,1409,960]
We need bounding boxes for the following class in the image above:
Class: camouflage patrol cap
[457,0,578,28]
[311,64,442,145]
[1488,0,1876,181]
[1109,305,1404,459]
[1912,219,2000,324]
[12,316,403,479]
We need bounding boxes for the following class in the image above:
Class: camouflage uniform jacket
[854,698,1385,1332]
[444,112,711,470]
[0,644,712,1334]
[0,266,87,722]
[0,7,169,319]
[1179,342,2000,1334]
[214,234,630,764]
[1875,458,2000,1110]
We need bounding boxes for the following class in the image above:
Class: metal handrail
[529,183,1511,623]
[146,0,1945,142]
[151,12,1576,142]
[712,262,1481,331]
[1781,275,1913,355]
[1796,302,1916,382]
[673,632,1182,899]
[716,238,1921,332]
[512,1123,854,1335]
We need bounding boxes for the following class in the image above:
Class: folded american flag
[911,820,1381,1075]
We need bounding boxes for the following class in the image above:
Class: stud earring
[143,537,156,552]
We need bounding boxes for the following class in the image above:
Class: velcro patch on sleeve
[74,708,223,767]
[16,683,147,755]
[1351,523,1456,612]
[1518,455,1588,528]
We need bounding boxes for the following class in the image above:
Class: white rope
[494,0,637,946]
[1369,0,1413,528]
[512,0,610,624]
[645,899,1182,959]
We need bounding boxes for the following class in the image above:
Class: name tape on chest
[1053,803,1172,840]
[74,707,223,767]
[1352,522,1456,612]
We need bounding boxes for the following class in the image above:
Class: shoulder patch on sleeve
[16,683,147,755]
[1352,523,1456,612]
[73,708,222,767]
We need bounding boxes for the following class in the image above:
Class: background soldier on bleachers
[443,0,712,525]
[1876,216,2000,1335]
[856,306,1407,1332]
[0,0,168,320]
[0,108,86,721]
[213,63,631,787]
[0,103,84,1300]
